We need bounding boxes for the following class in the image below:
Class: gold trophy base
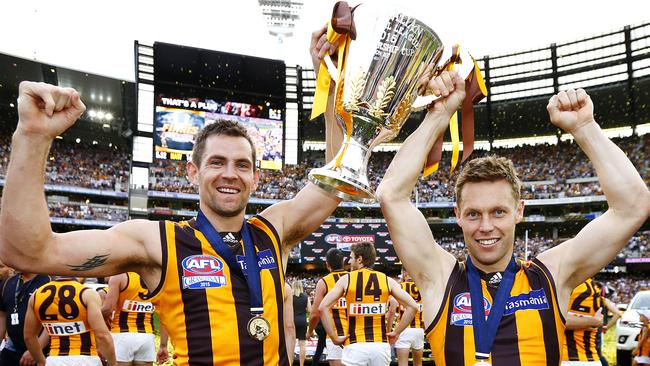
[308,167,376,204]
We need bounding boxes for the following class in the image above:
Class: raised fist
[547,88,595,134]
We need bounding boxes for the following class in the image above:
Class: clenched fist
[17,81,86,139]
[547,88,595,134]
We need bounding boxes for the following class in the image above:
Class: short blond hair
[455,156,521,205]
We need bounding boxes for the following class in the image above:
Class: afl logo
[182,255,224,275]
[453,292,491,315]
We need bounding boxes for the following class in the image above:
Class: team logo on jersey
[334,297,347,309]
[43,321,88,336]
[122,300,155,313]
[236,249,278,273]
[181,255,228,289]
[450,292,491,326]
[349,302,387,315]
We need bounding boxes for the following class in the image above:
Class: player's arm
[377,71,465,296]
[385,296,399,334]
[260,26,342,250]
[538,89,650,299]
[565,308,603,330]
[283,283,296,365]
[157,325,170,364]
[24,294,47,365]
[386,277,418,343]
[307,279,327,338]
[319,274,349,345]
[84,289,117,366]
[603,298,622,332]
[0,82,161,279]
[101,273,126,325]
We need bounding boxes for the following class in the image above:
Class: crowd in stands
[0,136,130,192]
[48,201,128,222]
[148,134,649,202]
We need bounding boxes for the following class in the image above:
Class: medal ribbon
[466,256,517,361]
[196,210,264,316]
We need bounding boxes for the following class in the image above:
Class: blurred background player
[292,279,310,366]
[320,243,418,366]
[308,248,347,366]
[634,310,650,366]
[101,272,156,366]
[388,269,425,366]
[24,276,116,366]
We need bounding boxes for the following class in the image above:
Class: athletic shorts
[394,328,424,350]
[46,355,102,366]
[342,342,391,366]
[561,361,602,366]
[112,332,156,362]
[635,356,650,365]
[326,339,343,360]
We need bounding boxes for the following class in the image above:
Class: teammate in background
[0,26,343,365]
[284,282,296,365]
[562,278,605,365]
[319,243,418,366]
[293,280,311,366]
[24,277,116,366]
[0,272,51,366]
[101,272,156,366]
[308,248,347,366]
[393,270,425,366]
[378,69,650,365]
[634,310,650,366]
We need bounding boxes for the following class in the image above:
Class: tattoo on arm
[67,254,109,272]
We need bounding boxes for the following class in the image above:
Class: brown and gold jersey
[321,270,348,337]
[33,279,97,356]
[148,216,289,366]
[344,268,390,345]
[425,259,565,366]
[562,278,603,361]
[110,272,155,334]
[639,324,650,357]
[399,281,423,329]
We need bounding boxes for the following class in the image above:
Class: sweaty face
[188,135,258,218]
[454,180,524,272]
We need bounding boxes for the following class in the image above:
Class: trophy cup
[308,4,477,203]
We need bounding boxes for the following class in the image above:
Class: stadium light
[105,113,113,121]
[88,110,97,118]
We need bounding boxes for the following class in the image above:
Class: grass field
[153,327,620,365]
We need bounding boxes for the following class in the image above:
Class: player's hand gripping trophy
[309,1,487,203]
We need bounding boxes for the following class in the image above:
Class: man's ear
[186,160,199,186]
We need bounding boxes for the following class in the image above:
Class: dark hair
[350,242,376,268]
[455,156,521,205]
[191,120,256,170]
[326,248,345,270]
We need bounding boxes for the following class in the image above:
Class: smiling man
[0,26,343,366]
[377,70,650,365]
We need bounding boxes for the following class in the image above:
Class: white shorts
[561,361,602,366]
[46,355,102,366]
[635,356,650,364]
[342,342,391,366]
[394,328,424,350]
[326,339,343,360]
[112,332,156,362]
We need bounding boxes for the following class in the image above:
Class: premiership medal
[247,315,271,341]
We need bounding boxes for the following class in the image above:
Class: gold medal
[247,315,271,341]
[473,360,491,366]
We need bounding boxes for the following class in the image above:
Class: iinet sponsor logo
[348,302,387,315]
[44,321,87,336]
[122,300,155,313]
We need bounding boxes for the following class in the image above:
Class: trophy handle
[410,48,476,112]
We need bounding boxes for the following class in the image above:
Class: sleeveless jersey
[344,268,390,345]
[110,272,155,334]
[563,278,602,361]
[33,279,97,356]
[399,281,423,329]
[425,258,565,366]
[321,270,348,337]
[148,216,288,366]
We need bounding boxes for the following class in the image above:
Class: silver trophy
[309,8,464,203]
